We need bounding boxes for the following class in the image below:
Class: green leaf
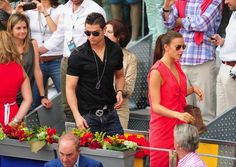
[29,140,46,153]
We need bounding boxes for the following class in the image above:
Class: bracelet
[163,8,170,12]
[13,117,20,124]
[40,95,47,99]
[44,14,50,18]
[116,90,123,94]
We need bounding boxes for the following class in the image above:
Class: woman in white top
[17,0,63,109]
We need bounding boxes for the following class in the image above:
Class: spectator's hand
[0,0,13,14]
[8,118,21,127]
[114,91,123,109]
[75,115,89,130]
[32,0,44,13]
[41,98,53,109]
[192,86,204,101]
[176,17,182,27]
[209,34,224,46]
[163,0,176,9]
[15,2,25,13]
[177,112,195,123]
[39,46,48,55]
[8,121,19,127]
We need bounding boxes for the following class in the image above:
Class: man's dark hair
[85,12,105,29]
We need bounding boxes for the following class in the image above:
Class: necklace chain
[92,47,107,90]
[38,8,52,43]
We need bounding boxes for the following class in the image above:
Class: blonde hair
[0,31,22,64]
[7,13,31,54]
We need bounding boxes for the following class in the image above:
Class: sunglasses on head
[175,44,186,51]
[84,31,100,37]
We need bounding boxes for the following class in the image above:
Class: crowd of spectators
[0,0,235,166]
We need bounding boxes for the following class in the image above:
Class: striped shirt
[178,152,207,167]
[161,0,222,65]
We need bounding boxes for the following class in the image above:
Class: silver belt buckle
[95,109,104,117]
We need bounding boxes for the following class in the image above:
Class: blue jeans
[31,59,61,110]
[84,109,124,136]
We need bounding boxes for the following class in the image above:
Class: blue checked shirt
[161,0,222,65]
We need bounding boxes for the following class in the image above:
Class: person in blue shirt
[44,133,103,167]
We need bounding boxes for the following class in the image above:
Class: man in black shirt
[66,12,125,135]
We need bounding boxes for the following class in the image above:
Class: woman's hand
[32,0,45,14]
[8,117,21,127]
[41,98,53,109]
[177,112,195,123]
[192,86,204,101]
[15,2,26,13]
[0,0,13,14]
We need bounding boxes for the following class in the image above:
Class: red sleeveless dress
[0,62,24,126]
[148,61,187,167]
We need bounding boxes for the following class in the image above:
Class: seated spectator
[174,124,207,167]
[105,19,138,129]
[44,132,103,167]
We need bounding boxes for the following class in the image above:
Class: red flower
[1,124,32,142]
[88,141,102,149]
[47,136,57,144]
[104,137,112,144]
[79,132,93,146]
[126,134,150,158]
[47,128,56,136]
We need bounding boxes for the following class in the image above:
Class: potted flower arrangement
[0,123,59,161]
[0,124,149,166]
[71,128,149,167]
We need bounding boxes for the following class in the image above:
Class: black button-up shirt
[67,37,123,115]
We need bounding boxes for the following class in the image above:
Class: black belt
[89,105,114,117]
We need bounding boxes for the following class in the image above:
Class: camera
[22,2,37,11]
[229,65,236,80]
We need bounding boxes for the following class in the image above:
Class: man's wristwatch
[163,8,171,12]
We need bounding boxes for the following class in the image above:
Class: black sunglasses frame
[175,44,186,51]
[84,31,100,37]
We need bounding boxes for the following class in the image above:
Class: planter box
[80,147,135,167]
[0,139,135,167]
[0,138,57,161]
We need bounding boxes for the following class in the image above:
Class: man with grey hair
[174,124,206,167]
[44,132,103,167]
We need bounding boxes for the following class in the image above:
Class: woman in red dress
[148,30,204,167]
[0,31,32,126]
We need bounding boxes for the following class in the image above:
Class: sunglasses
[175,44,186,51]
[84,31,100,37]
